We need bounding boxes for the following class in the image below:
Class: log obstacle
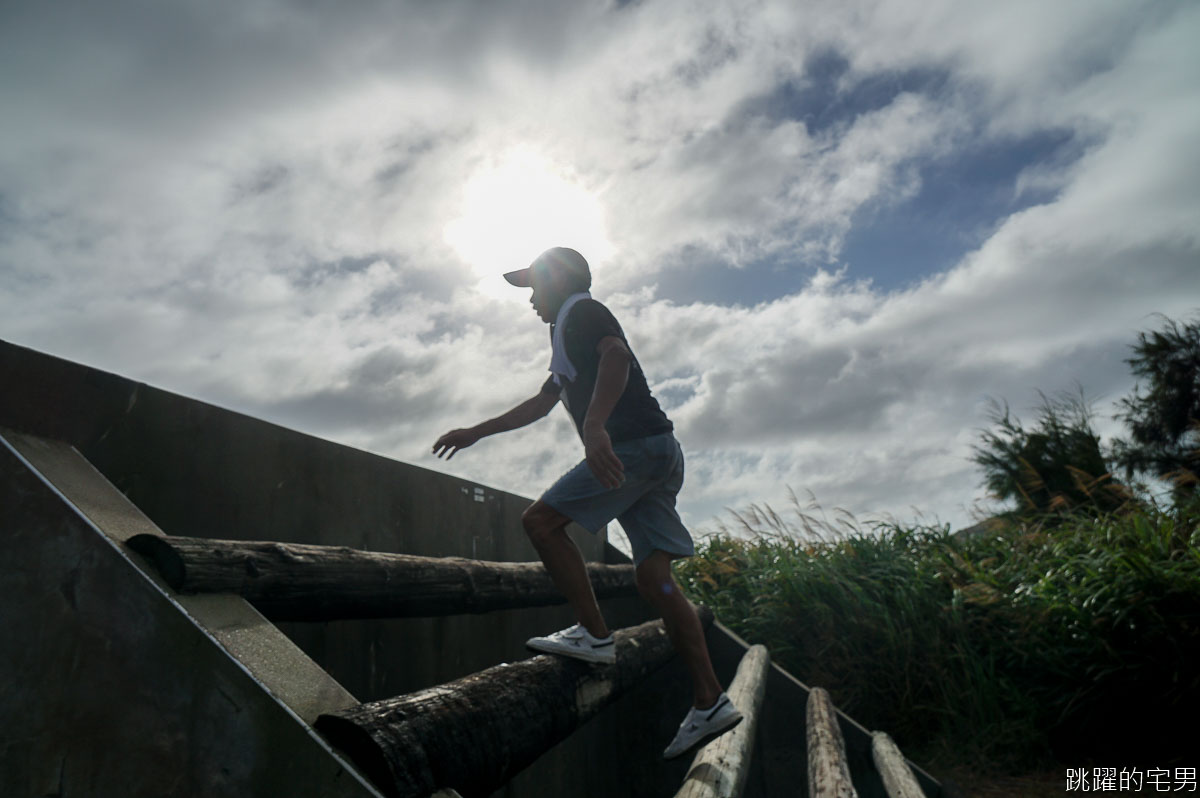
[674,644,770,798]
[871,731,925,798]
[126,534,637,621]
[807,686,858,798]
[316,609,713,798]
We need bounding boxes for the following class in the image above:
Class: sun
[444,149,613,297]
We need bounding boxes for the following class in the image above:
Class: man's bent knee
[522,500,570,548]
[636,554,681,604]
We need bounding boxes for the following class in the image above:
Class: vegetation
[673,312,1200,775]
[675,497,1200,770]
[1112,313,1200,502]
[970,388,1133,522]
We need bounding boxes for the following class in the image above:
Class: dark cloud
[743,50,952,136]
[677,345,905,447]
[233,165,291,201]
[256,344,443,433]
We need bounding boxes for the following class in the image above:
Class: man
[433,247,741,760]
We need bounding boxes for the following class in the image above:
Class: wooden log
[871,731,925,798]
[315,609,713,798]
[807,686,858,798]
[126,533,638,621]
[674,644,770,798]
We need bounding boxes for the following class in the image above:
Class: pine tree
[972,388,1130,520]
[1111,313,1200,503]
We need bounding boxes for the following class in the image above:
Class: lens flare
[444,149,613,299]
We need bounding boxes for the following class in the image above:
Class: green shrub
[674,498,1200,769]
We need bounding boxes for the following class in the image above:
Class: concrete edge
[0,428,387,798]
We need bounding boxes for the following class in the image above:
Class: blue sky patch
[842,127,1081,292]
[747,50,950,137]
[651,119,1082,305]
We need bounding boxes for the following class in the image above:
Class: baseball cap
[503,247,591,290]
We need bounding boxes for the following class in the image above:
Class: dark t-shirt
[539,298,673,443]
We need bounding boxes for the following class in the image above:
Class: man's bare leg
[636,550,722,709]
[522,500,610,638]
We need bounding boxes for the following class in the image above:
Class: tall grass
[674,495,1200,770]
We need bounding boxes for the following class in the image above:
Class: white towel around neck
[549,291,592,386]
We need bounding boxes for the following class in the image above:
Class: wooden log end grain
[870,731,926,798]
[125,533,187,590]
[675,643,770,798]
[314,713,404,798]
[806,686,858,798]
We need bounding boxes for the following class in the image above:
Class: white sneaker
[526,624,616,664]
[663,693,743,760]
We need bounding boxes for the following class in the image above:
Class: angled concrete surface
[0,430,384,797]
[6,430,361,726]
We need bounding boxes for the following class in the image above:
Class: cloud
[1,0,1197,540]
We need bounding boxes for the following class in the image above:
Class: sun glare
[444,149,613,299]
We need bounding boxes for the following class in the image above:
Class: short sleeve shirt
[539,298,673,443]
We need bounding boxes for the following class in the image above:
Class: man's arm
[433,389,559,460]
[582,336,632,488]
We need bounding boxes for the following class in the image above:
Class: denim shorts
[541,432,695,566]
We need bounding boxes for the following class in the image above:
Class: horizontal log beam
[316,608,714,798]
[675,643,770,798]
[126,533,638,621]
[871,731,925,798]
[807,686,859,798]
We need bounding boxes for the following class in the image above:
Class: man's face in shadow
[529,268,574,324]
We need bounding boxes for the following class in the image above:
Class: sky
[2,0,1198,548]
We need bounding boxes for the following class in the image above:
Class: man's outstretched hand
[583,424,624,489]
[433,428,481,460]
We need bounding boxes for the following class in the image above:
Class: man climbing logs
[433,246,742,760]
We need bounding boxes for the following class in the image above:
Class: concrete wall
[0,338,943,798]
[0,338,611,699]
[0,433,383,798]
